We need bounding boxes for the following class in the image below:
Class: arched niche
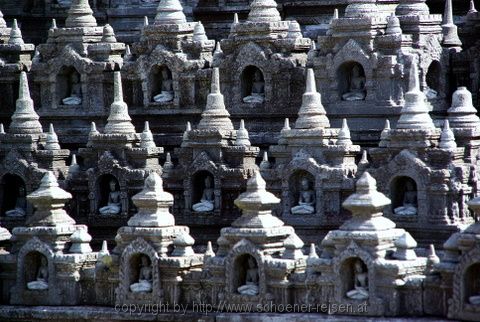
[0,174,27,217]
[24,251,48,290]
[288,170,315,215]
[425,60,441,99]
[128,253,152,293]
[66,154,84,167]
[341,257,369,300]
[96,174,121,215]
[149,65,174,103]
[465,263,480,305]
[337,61,366,101]
[241,65,265,104]
[191,171,214,212]
[57,66,82,106]
[390,176,418,216]
[233,253,259,296]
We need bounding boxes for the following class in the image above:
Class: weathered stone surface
[0,0,477,320]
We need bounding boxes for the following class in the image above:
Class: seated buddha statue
[153,68,174,103]
[243,69,265,104]
[99,180,121,215]
[192,176,214,213]
[62,72,82,105]
[291,178,315,215]
[341,65,366,101]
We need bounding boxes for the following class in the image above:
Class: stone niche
[368,149,468,246]
[240,65,265,104]
[215,0,311,144]
[337,61,367,101]
[425,60,442,99]
[333,247,381,307]
[220,40,306,122]
[0,173,27,218]
[85,153,143,224]
[148,65,174,104]
[389,175,418,217]
[440,199,480,321]
[23,251,49,291]
[128,254,152,291]
[95,173,122,215]
[339,256,369,300]
[190,170,216,214]
[224,242,267,302]
[447,240,480,320]
[0,152,52,229]
[129,45,212,112]
[12,239,57,304]
[464,263,480,305]
[55,66,83,107]
[230,253,261,296]
[116,238,162,305]
[286,169,316,216]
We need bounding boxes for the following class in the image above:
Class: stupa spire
[8,19,24,45]
[214,42,223,55]
[396,62,435,130]
[89,121,99,136]
[45,124,61,150]
[65,0,97,28]
[232,171,283,229]
[337,119,352,145]
[128,172,175,227]
[382,119,391,134]
[341,171,394,231]
[468,0,477,13]
[295,69,330,129]
[163,152,174,172]
[386,13,402,35]
[26,171,75,227]
[104,72,135,135]
[140,121,156,148]
[439,120,457,149]
[197,68,234,130]
[235,120,251,146]
[379,119,391,147]
[155,0,187,25]
[183,121,191,141]
[259,151,270,169]
[9,72,43,135]
[101,24,116,43]
[68,154,80,176]
[247,0,281,23]
[204,241,215,258]
[308,243,319,259]
[333,8,339,19]
[193,22,208,42]
[441,0,462,47]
